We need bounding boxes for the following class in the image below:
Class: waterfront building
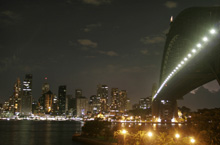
[110,88,129,114]
[110,88,120,114]
[67,95,76,116]
[42,77,49,94]
[97,84,108,112]
[89,95,101,114]
[58,85,67,115]
[76,96,88,117]
[119,90,127,112]
[21,74,33,116]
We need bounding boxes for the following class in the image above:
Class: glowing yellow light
[122,129,127,134]
[175,133,180,139]
[147,132,153,137]
[190,138,195,143]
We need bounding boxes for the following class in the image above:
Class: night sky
[1,0,220,110]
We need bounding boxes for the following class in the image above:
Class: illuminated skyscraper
[21,74,33,116]
[76,96,88,117]
[119,90,127,112]
[42,77,49,94]
[110,88,119,113]
[97,84,108,112]
[89,95,101,114]
[13,78,22,114]
[58,85,67,114]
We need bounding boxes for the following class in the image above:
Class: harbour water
[0,120,186,145]
[0,120,86,145]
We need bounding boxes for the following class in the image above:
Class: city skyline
[1,0,220,110]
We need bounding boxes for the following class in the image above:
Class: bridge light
[184,57,188,61]
[210,29,216,34]
[178,64,181,67]
[188,53,192,58]
[197,43,201,48]
[192,49,196,53]
[176,66,179,70]
[181,61,184,64]
[202,37,208,42]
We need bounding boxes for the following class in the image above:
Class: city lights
[147,131,153,137]
[122,129,127,134]
[175,133,180,139]
[190,138,196,143]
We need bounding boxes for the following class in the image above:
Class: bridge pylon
[152,99,178,123]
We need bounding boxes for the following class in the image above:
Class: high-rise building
[8,78,22,115]
[89,95,101,114]
[97,85,108,112]
[75,89,82,98]
[42,77,49,94]
[76,96,88,117]
[139,98,147,109]
[39,90,55,114]
[67,95,76,116]
[119,90,127,112]
[110,88,129,114]
[110,88,119,113]
[14,78,22,114]
[58,85,67,114]
[21,74,33,116]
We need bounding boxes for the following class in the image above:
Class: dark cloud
[98,50,118,56]
[81,0,112,6]
[140,35,165,44]
[77,39,98,49]
[84,23,102,32]
[140,50,148,55]
[165,1,177,8]
[0,10,21,25]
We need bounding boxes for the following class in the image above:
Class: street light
[121,129,127,145]
[147,131,153,137]
[122,129,127,134]
[175,133,180,139]
[190,138,195,144]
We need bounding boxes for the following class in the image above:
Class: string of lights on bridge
[153,28,219,100]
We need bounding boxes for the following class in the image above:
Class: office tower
[14,78,22,114]
[67,95,76,116]
[21,74,33,116]
[76,96,88,117]
[89,95,101,114]
[119,90,127,112]
[126,98,132,111]
[58,85,67,114]
[52,95,59,115]
[75,89,82,98]
[110,88,119,112]
[42,77,49,94]
[97,85,108,112]
[139,98,147,109]
[8,78,22,114]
